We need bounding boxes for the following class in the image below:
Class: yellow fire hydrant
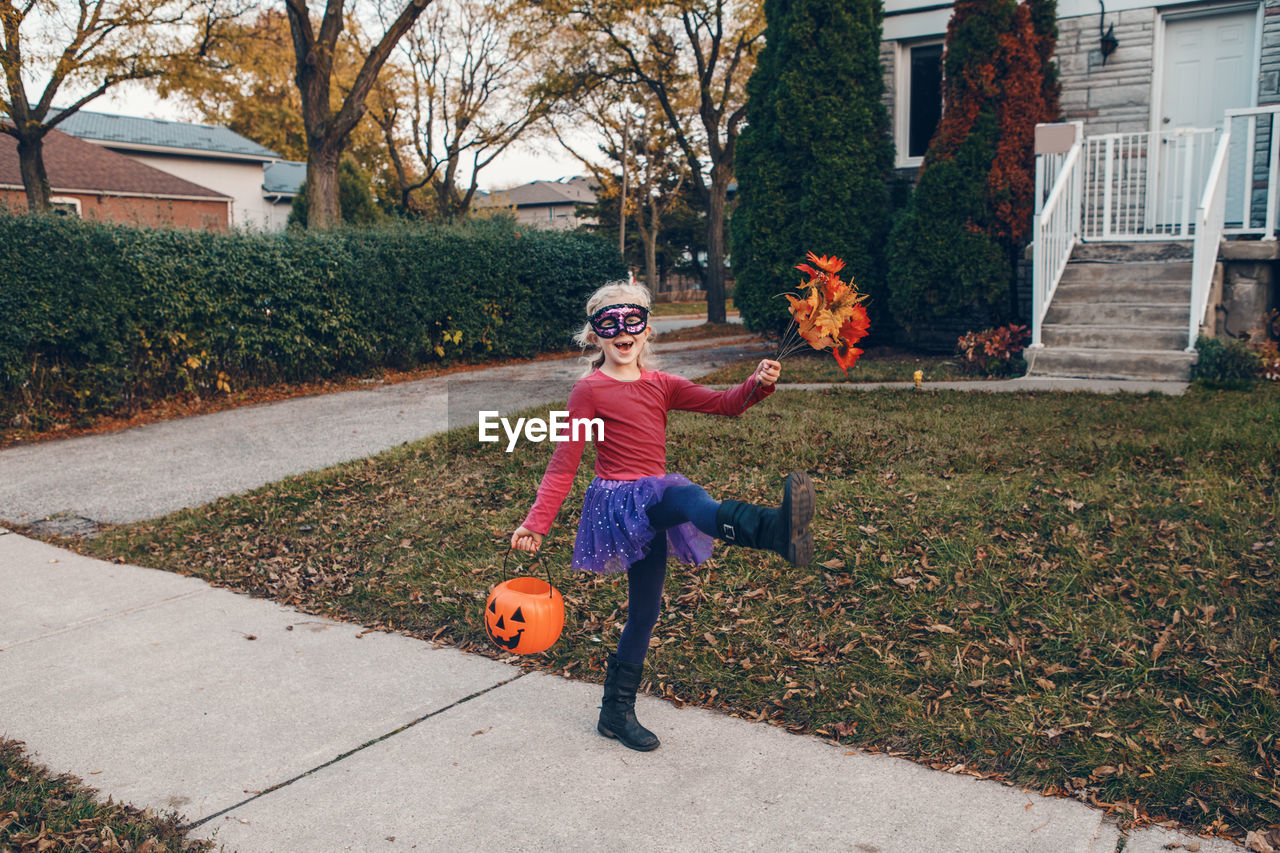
[913,369,923,391]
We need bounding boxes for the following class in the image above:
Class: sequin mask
[588,303,649,338]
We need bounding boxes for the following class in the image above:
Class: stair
[1027,241,1198,381]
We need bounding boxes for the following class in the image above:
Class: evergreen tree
[731,0,894,336]
[886,0,1058,345]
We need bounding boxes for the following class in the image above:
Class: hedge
[0,215,624,429]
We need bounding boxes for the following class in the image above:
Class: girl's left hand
[754,358,781,386]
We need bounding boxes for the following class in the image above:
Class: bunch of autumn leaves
[778,252,871,373]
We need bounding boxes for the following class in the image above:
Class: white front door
[1160,8,1257,131]
[1157,8,1257,231]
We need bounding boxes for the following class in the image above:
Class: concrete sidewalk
[0,337,772,528]
[0,341,1229,852]
[0,530,1236,853]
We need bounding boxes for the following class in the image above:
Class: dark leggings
[615,484,720,664]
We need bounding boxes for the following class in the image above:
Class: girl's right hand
[511,525,543,553]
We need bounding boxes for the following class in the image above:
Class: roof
[479,176,596,208]
[0,126,231,200]
[54,108,280,161]
[263,160,306,195]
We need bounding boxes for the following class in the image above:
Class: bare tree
[380,0,554,220]
[283,0,432,229]
[554,89,689,292]
[0,0,233,212]
[544,0,764,322]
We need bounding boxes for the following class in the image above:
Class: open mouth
[613,340,635,354]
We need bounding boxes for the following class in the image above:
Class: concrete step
[1040,324,1188,350]
[1060,261,1193,284]
[1044,302,1189,326]
[1051,280,1189,304]
[1071,241,1194,262]
[1026,347,1196,381]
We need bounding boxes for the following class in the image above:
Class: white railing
[1189,130,1231,350]
[1031,139,1083,348]
[1082,129,1219,240]
[1223,106,1280,237]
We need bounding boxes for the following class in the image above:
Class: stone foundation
[1211,242,1280,337]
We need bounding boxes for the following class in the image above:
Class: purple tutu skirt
[571,473,714,574]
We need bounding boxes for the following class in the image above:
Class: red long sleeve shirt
[521,369,774,535]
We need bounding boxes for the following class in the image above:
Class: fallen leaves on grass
[62,385,1280,843]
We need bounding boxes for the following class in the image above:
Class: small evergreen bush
[1191,335,1261,388]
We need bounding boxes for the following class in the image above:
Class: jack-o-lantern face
[486,600,526,650]
[484,576,564,655]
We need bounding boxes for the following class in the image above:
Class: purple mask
[588,303,649,338]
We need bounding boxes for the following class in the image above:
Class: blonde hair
[574,280,660,375]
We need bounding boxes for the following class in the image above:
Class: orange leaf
[833,345,863,374]
[802,252,846,275]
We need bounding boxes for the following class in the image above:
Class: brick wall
[0,189,228,230]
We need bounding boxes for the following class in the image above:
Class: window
[49,196,82,217]
[896,40,944,167]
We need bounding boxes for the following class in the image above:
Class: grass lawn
[650,298,737,317]
[0,738,214,852]
[698,347,995,384]
[62,383,1279,840]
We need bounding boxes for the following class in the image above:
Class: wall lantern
[1099,0,1119,65]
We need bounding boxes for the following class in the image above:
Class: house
[262,160,307,228]
[55,109,298,230]
[0,126,232,229]
[882,0,1280,379]
[475,176,596,229]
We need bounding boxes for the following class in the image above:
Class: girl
[510,281,815,752]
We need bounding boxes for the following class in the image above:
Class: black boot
[714,470,815,566]
[598,654,660,751]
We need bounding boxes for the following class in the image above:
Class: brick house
[881,0,1280,379]
[0,126,231,229]
[54,110,297,230]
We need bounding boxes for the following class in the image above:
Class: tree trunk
[15,133,52,213]
[306,145,341,229]
[642,209,658,295]
[704,171,730,324]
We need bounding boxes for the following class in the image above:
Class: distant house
[0,126,232,229]
[55,109,299,230]
[476,176,596,229]
[262,160,307,228]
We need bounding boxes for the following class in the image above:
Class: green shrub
[0,215,623,428]
[955,323,1030,376]
[1191,334,1261,388]
[731,0,894,338]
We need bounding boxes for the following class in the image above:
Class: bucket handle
[502,546,556,597]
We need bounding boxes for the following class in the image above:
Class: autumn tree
[283,0,432,229]
[885,0,1059,346]
[0,0,232,212]
[156,8,402,206]
[730,0,893,336]
[554,90,690,292]
[544,0,764,323]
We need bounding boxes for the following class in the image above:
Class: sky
[91,80,594,192]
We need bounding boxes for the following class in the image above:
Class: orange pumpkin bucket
[484,550,564,655]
